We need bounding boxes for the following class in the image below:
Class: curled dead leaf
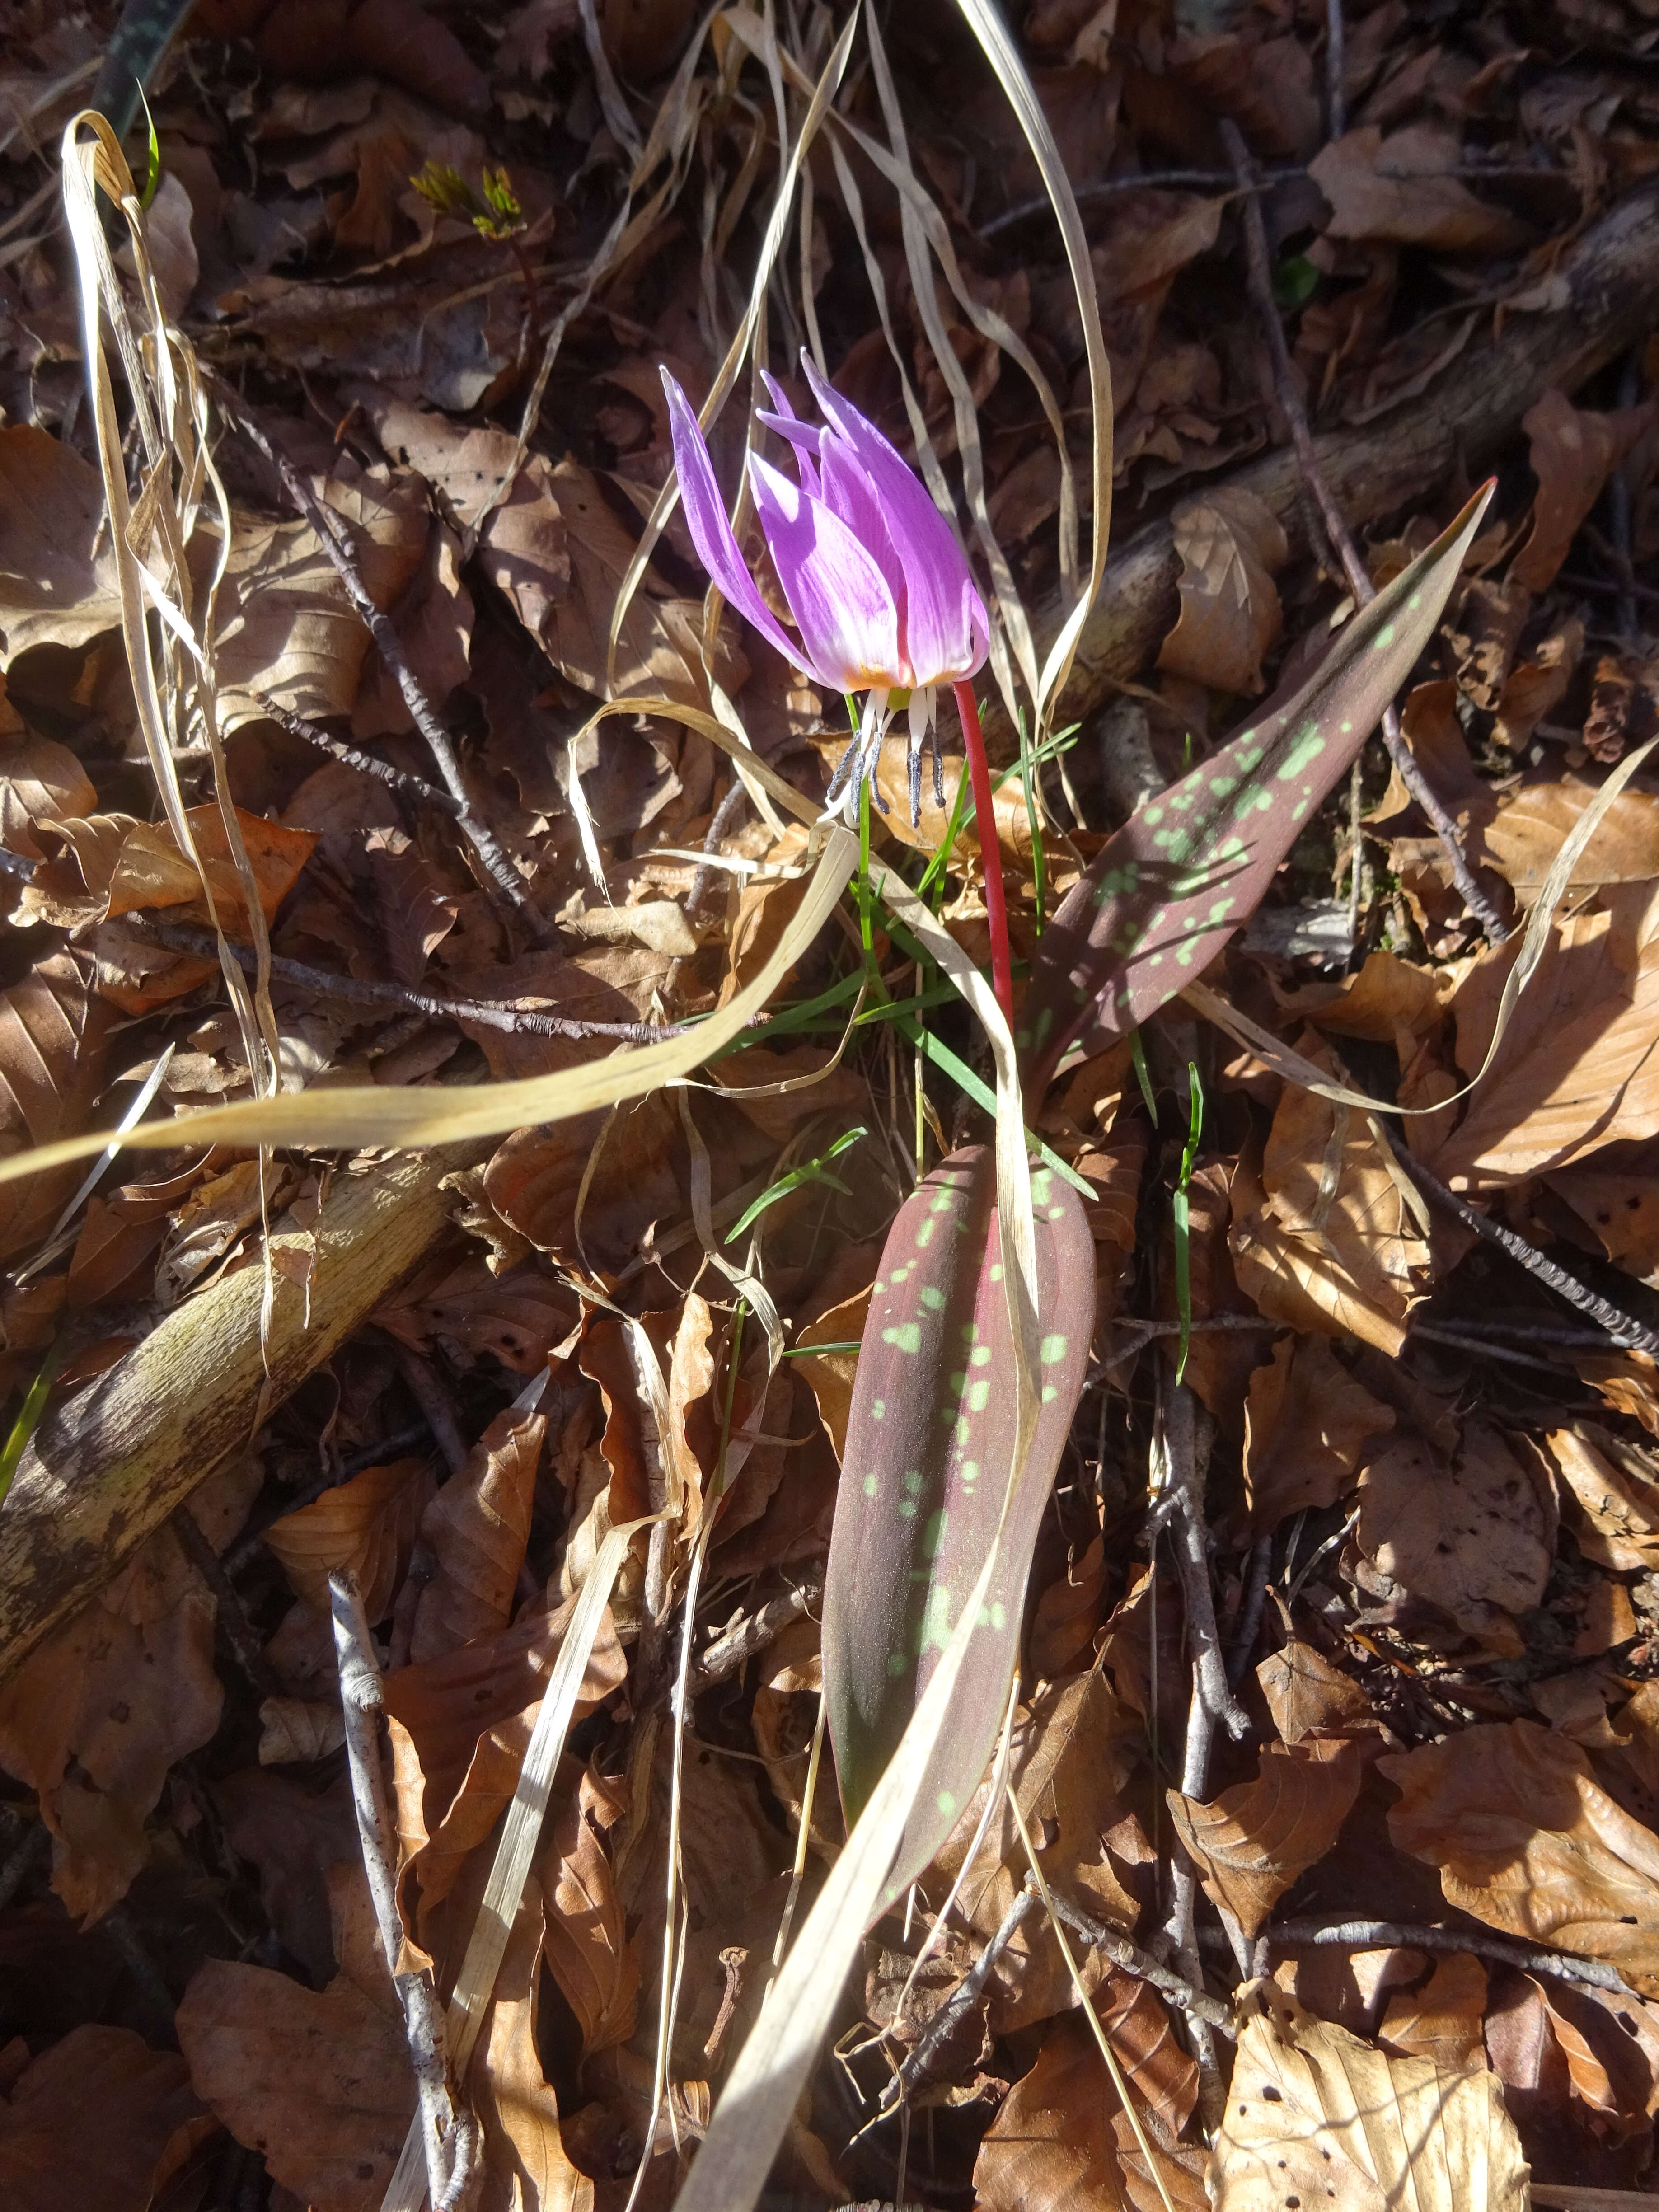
[1168,1737,1363,1939]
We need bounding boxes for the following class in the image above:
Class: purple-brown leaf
[1019,483,1492,1092]
[823,1146,1093,1906]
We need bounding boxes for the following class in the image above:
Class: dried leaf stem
[218,390,550,945]
[1220,119,1509,950]
[328,1567,475,2210]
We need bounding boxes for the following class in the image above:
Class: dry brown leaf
[1257,1641,1386,1745]
[1156,486,1288,696]
[1383,1717,1659,1994]
[107,805,319,933]
[215,465,432,728]
[0,737,97,862]
[1231,1045,1429,1354]
[1308,123,1531,253]
[975,1979,1199,2212]
[217,1769,361,1990]
[410,1401,546,1663]
[1514,388,1654,594]
[1167,1738,1362,1939]
[1543,1426,1659,1571]
[264,1457,436,1623]
[935,1669,1143,2032]
[177,1867,412,2212]
[0,951,114,1263]
[258,1695,348,1766]
[1029,1534,1108,1681]
[1548,1165,1659,1288]
[467,1877,595,2212]
[1352,1421,1555,1643]
[792,1283,871,1462]
[1212,1982,1528,2210]
[1439,882,1659,1186]
[0,426,122,657]
[1242,1333,1395,1531]
[538,1763,638,2058]
[485,1092,684,1275]
[0,1513,226,1923]
[0,2024,206,2212]
[1379,1950,1489,2069]
[1485,780,1659,901]
[383,1595,626,1926]
[972,2010,1123,2212]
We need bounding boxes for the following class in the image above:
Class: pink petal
[800,354,988,685]
[748,451,904,692]
[817,439,908,615]
[662,371,829,683]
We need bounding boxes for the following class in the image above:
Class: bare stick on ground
[329,1568,478,2209]
[1377,1121,1659,1355]
[1155,1383,1247,2117]
[1221,119,1509,950]
[1270,1917,1632,1995]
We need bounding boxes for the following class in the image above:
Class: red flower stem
[953,678,1014,1030]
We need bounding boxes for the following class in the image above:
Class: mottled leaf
[1020,484,1492,1091]
[822,1144,1093,1900]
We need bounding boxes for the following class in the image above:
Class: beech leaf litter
[4,1,1659,2209]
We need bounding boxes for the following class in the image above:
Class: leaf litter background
[1,0,1659,2207]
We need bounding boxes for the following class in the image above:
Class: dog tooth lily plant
[663,356,1014,1021]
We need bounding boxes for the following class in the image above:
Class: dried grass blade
[947,0,1113,721]
[0,829,858,1183]
[380,1514,651,2212]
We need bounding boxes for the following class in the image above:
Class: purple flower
[662,354,989,820]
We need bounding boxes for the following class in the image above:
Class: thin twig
[1154,1384,1242,2120]
[1101,1312,1279,1374]
[1158,1385,1251,1745]
[1376,1123,1659,1356]
[875,1883,1040,2114]
[251,690,461,816]
[392,1345,470,1478]
[678,1571,825,1704]
[329,1569,468,2209]
[979,165,1304,239]
[1324,0,1347,139]
[1221,120,1509,951]
[170,1503,281,1697]
[1270,1916,1632,1994]
[1042,1885,1236,2034]
[127,913,679,1043]
[1228,1533,1275,1688]
[216,389,552,944]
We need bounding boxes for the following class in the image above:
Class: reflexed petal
[757,371,823,494]
[749,451,904,691]
[661,371,828,683]
[800,354,988,686]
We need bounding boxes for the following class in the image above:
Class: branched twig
[1221,120,1510,951]
[1377,1122,1659,1356]
[217,389,552,945]
[676,1571,825,1705]
[875,1882,1040,2114]
[390,1344,470,1478]
[329,1569,470,2209]
[1042,1884,1235,2034]
[1270,1917,1632,1995]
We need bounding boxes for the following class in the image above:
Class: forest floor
[2,0,1659,2207]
